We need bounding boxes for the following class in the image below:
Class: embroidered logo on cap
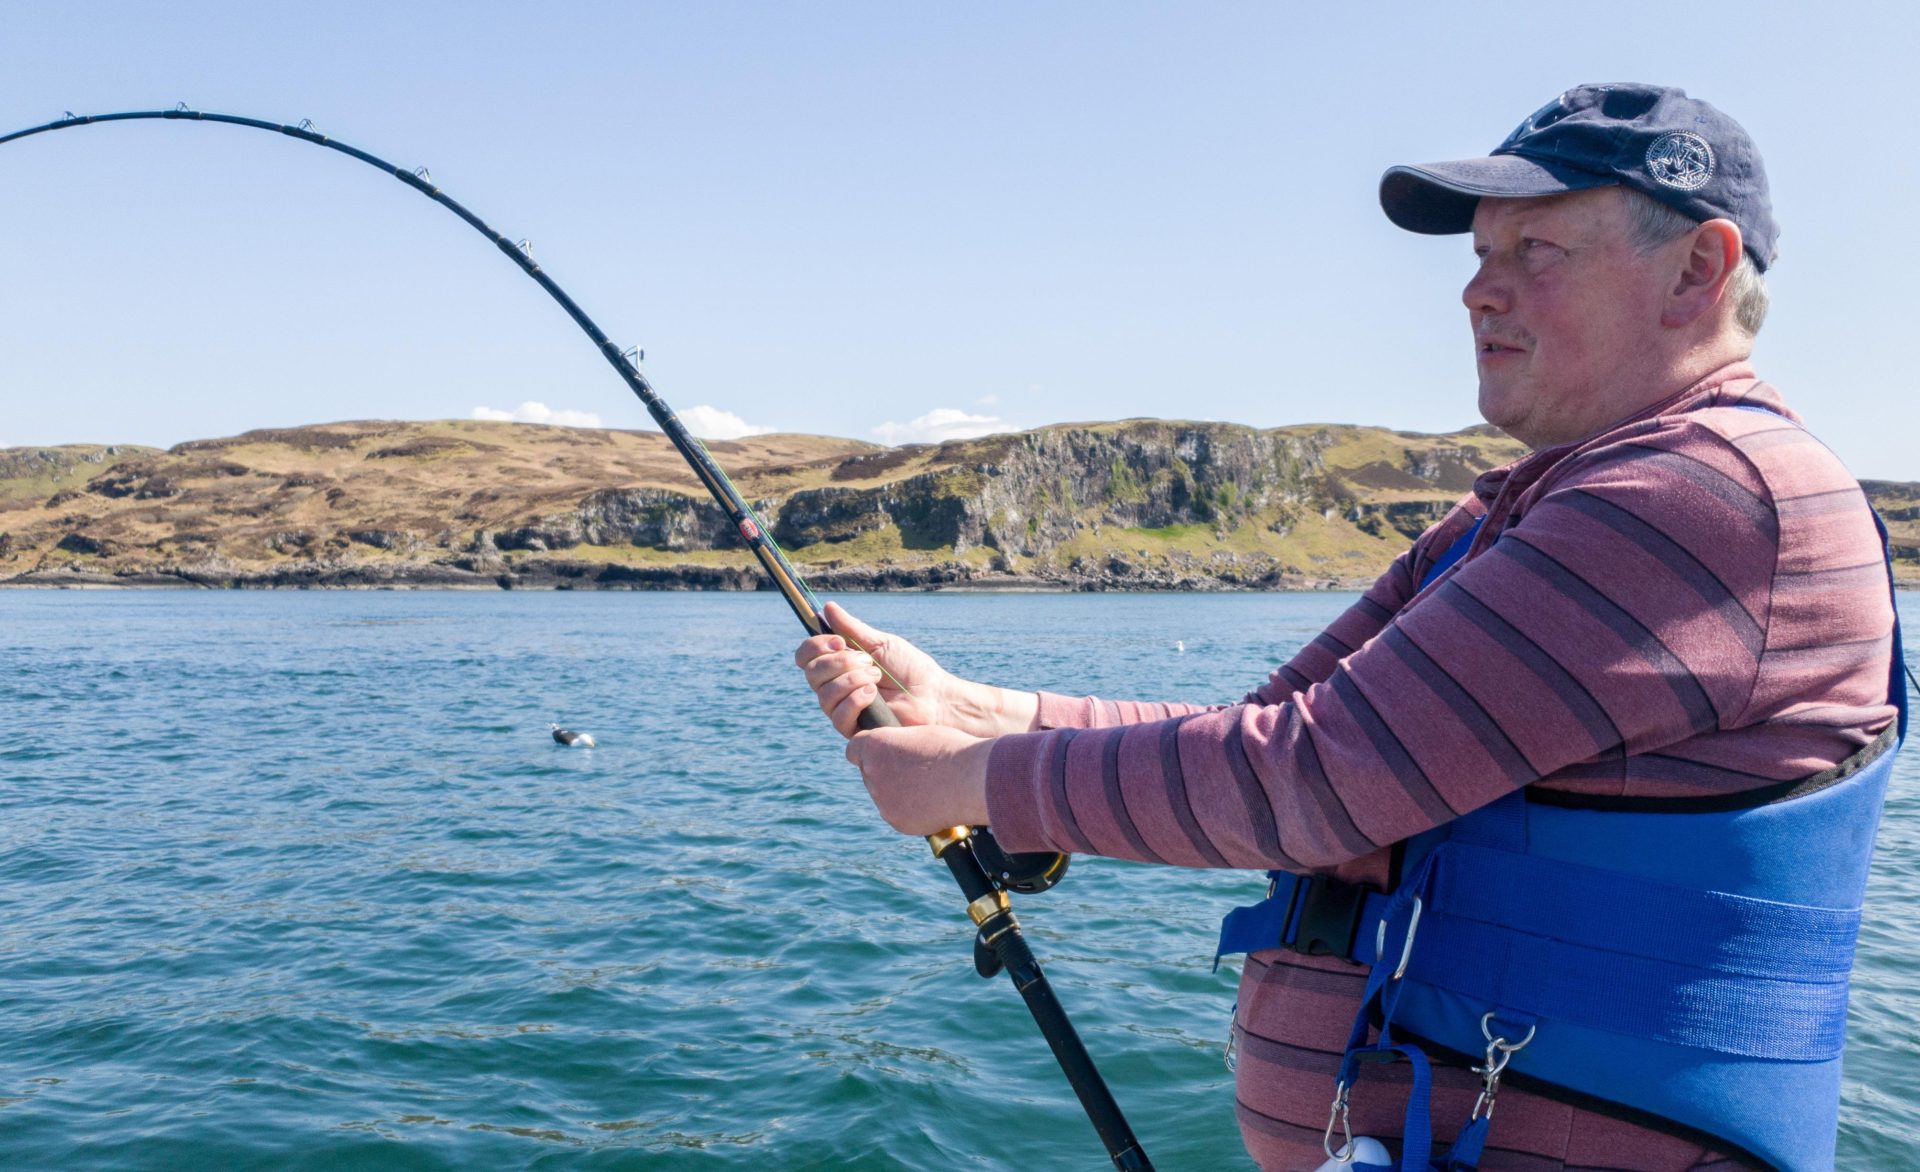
[1644,131,1715,191]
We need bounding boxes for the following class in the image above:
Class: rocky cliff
[2,418,1913,589]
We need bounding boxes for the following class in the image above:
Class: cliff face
[2,418,1912,590]
[1864,480,1920,577]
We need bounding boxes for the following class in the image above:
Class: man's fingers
[829,676,879,730]
[803,650,877,691]
[793,633,845,669]
[833,683,879,730]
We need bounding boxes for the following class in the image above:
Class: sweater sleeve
[1030,692,1215,730]
[984,425,1793,869]
[1030,508,1461,730]
[1242,514,1448,706]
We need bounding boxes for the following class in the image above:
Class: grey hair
[1620,188,1770,337]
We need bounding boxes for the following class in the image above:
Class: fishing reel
[973,832,1069,896]
[963,830,1069,981]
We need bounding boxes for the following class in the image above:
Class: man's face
[1464,188,1676,447]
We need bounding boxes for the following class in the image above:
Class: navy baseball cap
[1380,83,1777,271]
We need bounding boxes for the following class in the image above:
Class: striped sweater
[983,365,1897,1170]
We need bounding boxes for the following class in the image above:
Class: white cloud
[471,401,603,428]
[973,393,1001,408]
[678,405,775,440]
[872,407,1011,446]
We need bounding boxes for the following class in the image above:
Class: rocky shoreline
[0,555,1375,593]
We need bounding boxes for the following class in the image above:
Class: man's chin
[1476,389,1534,445]
[1477,387,1518,426]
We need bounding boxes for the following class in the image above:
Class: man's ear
[1662,218,1743,329]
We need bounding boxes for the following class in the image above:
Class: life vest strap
[1388,825,1861,1062]
[1214,871,1389,970]
[1217,812,1865,1063]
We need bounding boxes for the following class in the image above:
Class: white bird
[551,724,596,748]
[1175,640,1185,654]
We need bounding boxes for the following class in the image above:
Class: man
[796,84,1898,1170]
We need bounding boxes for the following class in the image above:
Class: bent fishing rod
[1,106,1151,1171]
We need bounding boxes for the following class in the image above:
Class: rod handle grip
[855,696,902,730]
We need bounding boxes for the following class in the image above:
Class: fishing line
[1,105,1148,1170]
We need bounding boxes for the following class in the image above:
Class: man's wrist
[996,687,1041,735]
[960,736,995,827]
[948,680,1038,737]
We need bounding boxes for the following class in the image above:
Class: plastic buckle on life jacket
[1289,876,1374,959]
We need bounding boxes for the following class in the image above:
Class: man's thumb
[824,601,884,650]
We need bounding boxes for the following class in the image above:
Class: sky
[1,2,1916,478]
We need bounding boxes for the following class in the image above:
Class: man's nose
[1462,263,1510,317]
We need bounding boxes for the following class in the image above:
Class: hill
[2,418,1913,589]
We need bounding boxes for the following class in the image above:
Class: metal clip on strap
[1374,894,1422,980]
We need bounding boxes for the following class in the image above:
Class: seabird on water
[551,724,596,748]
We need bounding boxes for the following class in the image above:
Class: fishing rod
[1,106,1152,1171]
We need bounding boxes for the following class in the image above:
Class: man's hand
[844,725,993,836]
[793,601,1036,738]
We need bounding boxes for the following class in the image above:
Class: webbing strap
[1214,873,1305,969]
[1419,516,1484,592]
[1438,789,1524,850]
[1224,826,1865,1061]
[1401,905,1852,1061]
[1336,1041,1435,1169]
[1431,841,1861,981]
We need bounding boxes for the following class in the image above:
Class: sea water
[1,590,1914,1169]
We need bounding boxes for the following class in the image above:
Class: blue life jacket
[1217,502,1905,1171]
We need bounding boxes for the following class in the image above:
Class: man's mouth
[1478,340,1525,358]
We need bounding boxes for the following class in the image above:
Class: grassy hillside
[2,418,1912,589]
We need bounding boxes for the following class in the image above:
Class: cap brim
[1380,155,1619,235]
